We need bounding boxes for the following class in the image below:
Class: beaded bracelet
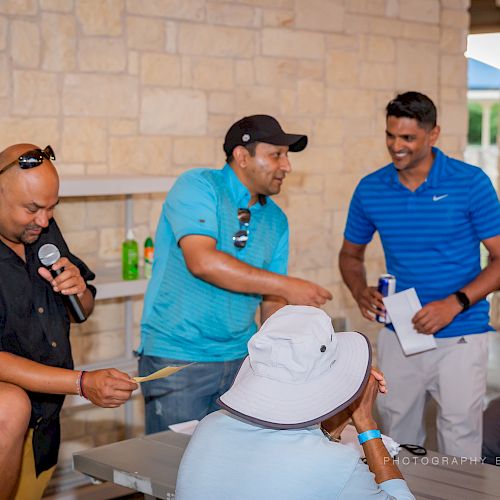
[79,370,88,399]
[358,429,381,445]
[76,371,83,397]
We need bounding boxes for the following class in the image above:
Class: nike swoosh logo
[432,194,448,201]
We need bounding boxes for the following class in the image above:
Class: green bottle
[122,229,139,280]
[144,236,154,279]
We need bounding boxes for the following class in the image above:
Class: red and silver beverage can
[376,274,396,324]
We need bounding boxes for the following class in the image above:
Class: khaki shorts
[12,429,56,500]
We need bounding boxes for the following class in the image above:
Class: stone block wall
[0,0,472,490]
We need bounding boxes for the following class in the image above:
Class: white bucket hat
[218,305,371,429]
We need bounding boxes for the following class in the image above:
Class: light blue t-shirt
[344,148,500,338]
[140,165,289,361]
[176,411,415,500]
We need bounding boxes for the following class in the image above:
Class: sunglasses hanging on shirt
[233,208,251,249]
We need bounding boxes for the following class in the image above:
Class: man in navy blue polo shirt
[339,92,500,458]
[139,115,332,434]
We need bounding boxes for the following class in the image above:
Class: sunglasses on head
[233,208,251,249]
[0,145,56,176]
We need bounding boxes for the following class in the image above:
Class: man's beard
[20,225,43,244]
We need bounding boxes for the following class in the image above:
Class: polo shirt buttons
[51,341,57,348]
[38,307,44,314]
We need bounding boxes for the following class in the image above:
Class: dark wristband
[453,291,470,312]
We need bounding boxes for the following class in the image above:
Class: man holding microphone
[0,143,137,499]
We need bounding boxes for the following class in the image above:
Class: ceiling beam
[469,0,500,33]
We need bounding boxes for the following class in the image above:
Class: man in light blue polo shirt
[139,115,332,433]
[339,92,500,458]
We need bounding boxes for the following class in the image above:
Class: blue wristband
[358,429,381,445]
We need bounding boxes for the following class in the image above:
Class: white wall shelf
[59,175,175,197]
[95,278,148,301]
[59,174,175,300]
[92,266,149,300]
[59,175,174,420]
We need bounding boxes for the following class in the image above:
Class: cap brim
[218,331,371,429]
[261,133,308,152]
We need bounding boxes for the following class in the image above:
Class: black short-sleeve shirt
[0,218,95,475]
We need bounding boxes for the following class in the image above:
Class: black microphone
[38,243,87,323]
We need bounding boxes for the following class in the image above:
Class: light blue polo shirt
[140,164,289,361]
[176,411,415,500]
[344,148,500,338]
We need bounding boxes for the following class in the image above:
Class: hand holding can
[375,274,396,324]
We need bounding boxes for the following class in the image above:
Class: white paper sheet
[383,288,437,356]
[169,420,199,435]
[132,363,193,383]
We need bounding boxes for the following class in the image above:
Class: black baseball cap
[223,115,308,157]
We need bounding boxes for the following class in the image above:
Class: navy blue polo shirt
[140,164,289,361]
[344,148,500,338]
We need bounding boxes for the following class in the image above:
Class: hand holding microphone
[38,243,87,323]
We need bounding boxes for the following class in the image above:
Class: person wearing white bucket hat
[176,306,414,500]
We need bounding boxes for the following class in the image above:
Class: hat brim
[260,133,308,152]
[218,331,371,429]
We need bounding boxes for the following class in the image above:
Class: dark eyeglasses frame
[233,208,251,249]
[400,443,427,456]
[0,145,56,176]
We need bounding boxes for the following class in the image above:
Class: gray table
[74,431,189,499]
[398,449,500,500]
[73,431,500,499]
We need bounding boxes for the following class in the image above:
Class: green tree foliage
[468,102,499,145]
[468,103,482,145]
[491,103,498,144]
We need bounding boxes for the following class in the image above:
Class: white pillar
[479,102,492,171]
[481,102,492,149]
